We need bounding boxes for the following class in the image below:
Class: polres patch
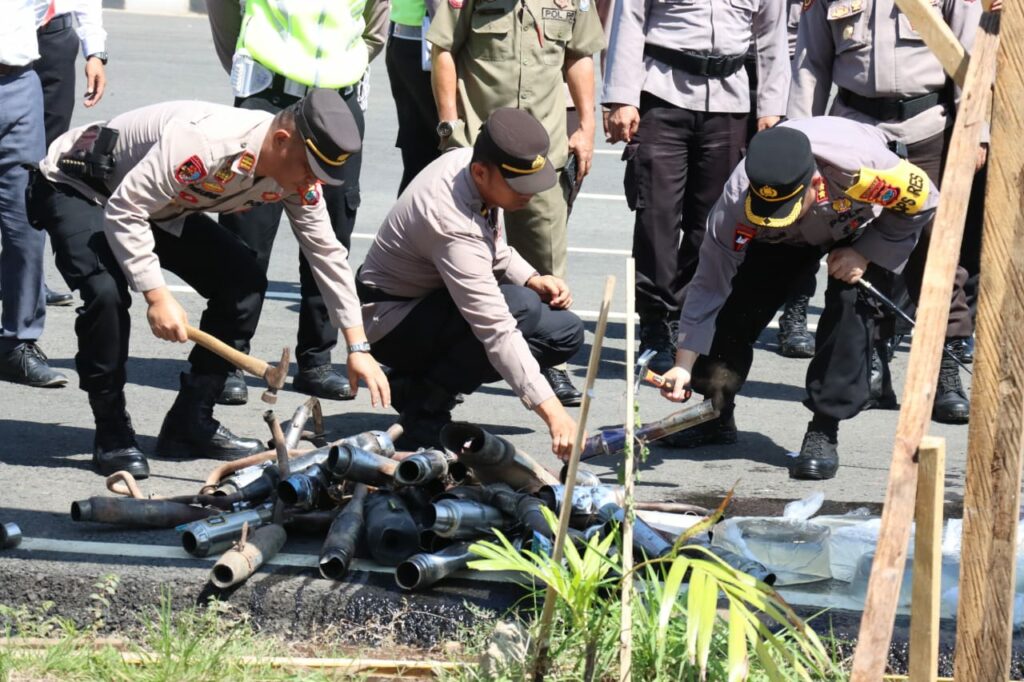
[845,159,930,214]
[301,184,321,206]
[733,224,757,252]
[174,156,207,185]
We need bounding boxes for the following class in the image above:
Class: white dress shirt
[54,0,107,58]
[0,0,49,66]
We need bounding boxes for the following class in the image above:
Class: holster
[56,125,119,196]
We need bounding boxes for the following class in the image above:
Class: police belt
[838,88,944,122]
[355,268,416,304]
[643,44,746,79]
[267,73,356,100]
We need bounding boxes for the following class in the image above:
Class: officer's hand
[827,247,870,284]
[607,104,640,144]
[83,57,106,107]
[976,143,988,172]
[535,397,580,461]
[526,275,573,309]
[757,116,781,132]
[567,127,593,182]
[602,108,611,139]
[144,287,188,343]
[347,351,391,409]
[660,366,692,402]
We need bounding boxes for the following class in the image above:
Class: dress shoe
[543,367,582,407]
[0,342,67,387]
[293,364,354,400]
[216,369,249,405]
[45,284,74,307]
[933,346,970,424]
[639,311,676,376]
[790,419,839,480]
[89,392,149,479]
[662,412,738,448]
[776,294,815,358]
[155,372,263,461]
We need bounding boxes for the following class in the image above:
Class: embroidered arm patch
[845,159,930,215]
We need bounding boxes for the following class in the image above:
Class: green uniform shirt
[391,0,427,27]
[427,0,605,168]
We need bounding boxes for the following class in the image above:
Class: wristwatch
[348,342,372,354]
[87,52,108,64]
[436,120,458,138]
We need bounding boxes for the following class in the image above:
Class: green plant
[89,573,120,630]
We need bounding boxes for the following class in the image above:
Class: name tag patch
[542,7,575,19]
[733,224,757,251]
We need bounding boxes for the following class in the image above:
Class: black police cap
[294,88,361,186]
[744,126,816,228]
[475,108,557,195]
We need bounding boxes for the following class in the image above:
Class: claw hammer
[186,325,290,403]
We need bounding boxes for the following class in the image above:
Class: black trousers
[625,92,748,316]
[218,86,363,370]
[28,178,267,395]
[385,31,440,195]
[370,286,584,397]
[34,14,78,146]
[693,241,879,422]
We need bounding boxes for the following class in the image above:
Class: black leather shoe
[543,367,582,407]
[45,284,74,307]
[933,348,970,424]
[777,295,815,358]
[662,413,738,449]
[216,369,249,405]
[155,372,263,461]
[89,393,149,479]
[947,336,974,365]
[790,423,839,480]
[639,312,676,375]
[293,364,354,401]
[0,342,67,388]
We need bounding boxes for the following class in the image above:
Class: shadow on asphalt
[0,419,96,473]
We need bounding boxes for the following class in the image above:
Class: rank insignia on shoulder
[845,159,930,214]
[214,166,236,184]
[174,156,207,185]
[177,191,199,204]
[733,224,757,252]
[832,197,852,213]
[234,151,257,175]
[301,184,321,206]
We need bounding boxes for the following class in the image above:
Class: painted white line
[593,149,622,156]
[578,192,626,201]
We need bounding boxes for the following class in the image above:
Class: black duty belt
[355,268,415,304]
[0,63,31,78]
[38,13,74,34]
[838,88,944,122]
[643,44,746,79]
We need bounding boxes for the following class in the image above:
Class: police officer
[660,119,936,480]
[788,0,983,424]
[205,0,387,406]
[358,109,584,458]
[427,0,605,406]
[28,90,389,479]
[603,0,790,376]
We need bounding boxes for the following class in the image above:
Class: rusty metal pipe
[283,398,320,450]
[209,523,287,589]
[71,498,217,529]
[318,484,368,580]
[578,400,719,462]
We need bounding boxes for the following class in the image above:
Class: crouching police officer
[358,109,584,458]
[659,118,936,480]
[28,90,389,479]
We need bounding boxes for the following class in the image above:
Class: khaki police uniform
[359,147,584,411]
[30,101,362,396]
[426,0,605,279]
[677,117,936,424]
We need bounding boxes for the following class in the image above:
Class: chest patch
[174,156,207,185]
[301,184,321,206]
[543,7,575,20]
[845,159,930,214]
[733,224,757,252]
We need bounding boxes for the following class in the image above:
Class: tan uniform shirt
[602,0,790,116]
[359,148,555,409]
[427,0,606,168]
[788,0,982,144]
[677,117,937,355]
[39,101,363,330]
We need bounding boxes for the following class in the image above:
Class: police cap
[475,108,557,195]
[744,126,816,229]
[294,88,361,186]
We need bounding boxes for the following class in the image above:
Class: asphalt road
[0,10,973,607]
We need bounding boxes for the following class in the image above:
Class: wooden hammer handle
[186,325,268,378]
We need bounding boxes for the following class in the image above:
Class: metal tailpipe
[1,522,22,550]
[71,497,217,529]
[426,499,506,540]
[394,449,449,486]
[336,429,397,459]
[683,540,776,586]
[278,464,331,511]
[326,443,397,486]
[364,492,420,565]
[439,422,558,492]
[539,485,625,528]
[215,446,330,502]
[578,400,719,462]
[209,523,287,589]
[598,503,673,560]
[395,542,474,591]
[318,484,368,580]
[180,506,274,557]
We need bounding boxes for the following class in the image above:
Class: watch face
[437,121,454,137]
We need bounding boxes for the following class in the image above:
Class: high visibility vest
[238,0,368,89]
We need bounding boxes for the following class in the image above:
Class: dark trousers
[693,241,878,422]
[28,178,268,395]
[370,286,584,397]
[34,15,79,146]
[218,85,363,370]
[385,31,440,195]
[626,92,747,315]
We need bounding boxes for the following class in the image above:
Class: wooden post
[953,4,1024,677]
[892,0,968,86]
[619,259,636,682]
[907,436,946,682]
[849,10,1001,681]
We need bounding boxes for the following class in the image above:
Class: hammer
[635,348,691,400]
[186,325,290,403]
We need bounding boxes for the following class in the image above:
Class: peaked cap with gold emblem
[744,126,816,228]
[474,108,557,194]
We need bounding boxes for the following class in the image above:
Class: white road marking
[577,192,626,201]
[593,149,622,156]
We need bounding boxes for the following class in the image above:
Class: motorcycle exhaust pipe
[278,464,331,511]
[179,506,274,557]
[440,422,558,492]
[394,449,450,486]
[71,497,217,529]
[426,499,506,540]
[318,484,368,580]
[395,542,473,591]
[209,523,287,589]
[579,400,719,462]
[539,484,625,528]
[1,522,22,550]
[364,492,420,565]
[326,444,397,487]
[599,503,673,560]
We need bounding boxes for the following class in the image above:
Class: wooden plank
[892,0,969,86]
[619,259,636,682]
[953,4,1024,678]
[907,436,946,682]
[848,9,1001,681]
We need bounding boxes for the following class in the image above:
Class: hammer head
[260,347,291,404]
[635,348,657,391]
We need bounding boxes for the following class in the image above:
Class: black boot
[89,392,149,479]
[542,367,582,407]
[864,344,898,410]
[216,369,249,405]
[662,407,738,449]
[155,372,264,461]
[947,336,974,365]
[394,377,459,451]
[790,415,839,480]
[777,294,815,358]
[639,310,675,375]
[933,344,970,424]
[293,364,354,401]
